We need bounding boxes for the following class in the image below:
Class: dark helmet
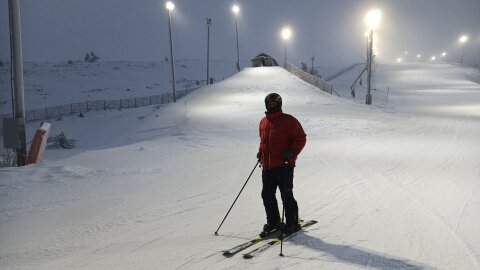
[265,93,282,113]
[264,93,282,107]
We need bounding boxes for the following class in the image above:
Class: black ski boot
[282,223,301,235]
[259,221,284,237]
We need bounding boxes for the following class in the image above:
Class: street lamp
[364,8,381,105]
[232,5,240,72]
[459,35,468,64]
[166,1,176,102]
[281,27,292,68]
[206,18,212,85]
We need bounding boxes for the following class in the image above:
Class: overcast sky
[1,0,479,66]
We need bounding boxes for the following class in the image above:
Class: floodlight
[281,27,292,40]
[365,8,382,30]
[232,5,239,14]
[166,1,174,10]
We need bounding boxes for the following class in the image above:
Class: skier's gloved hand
[282,149,295,160]
[256,151,262,162]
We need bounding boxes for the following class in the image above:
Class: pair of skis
[222,220,317,259]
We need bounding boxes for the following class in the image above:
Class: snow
[0,60,237,113]
[1,61,480,269]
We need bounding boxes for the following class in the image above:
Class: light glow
[281,27,292,41]
[166,1,174,10]
[459,35,468,43]
[365,8,382,30]
[232,5,239,14]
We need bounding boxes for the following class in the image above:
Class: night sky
[1,0,479,66]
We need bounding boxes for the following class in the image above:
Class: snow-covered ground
[1,62,480,269]
[0,60,238,113]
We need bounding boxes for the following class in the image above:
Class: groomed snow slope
[1,64,480,269]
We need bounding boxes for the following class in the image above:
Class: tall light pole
[459,35,468,64]
[366,29,373,105]
[232,5,240,72]
[206,18,212,85]
[8,0,27,166]
[281,27,292,68]
[166,1,176,102]
[365,8,381,105]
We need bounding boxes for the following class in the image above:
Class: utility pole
[366,30,373,105]
[206,18,212,85]
[364,8,381,105]
[234,10,240,72]
[166,2,176,102]
[8,0,27,166]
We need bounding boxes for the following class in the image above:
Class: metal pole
[167,9,176,102]
[235,13,240,72]
[284,41,287,68]
[214,161,259,235]
[366,30,373,105]
[8,0,27,166]
[461,46,464,64]
[207,18,212,85]
[366,35,369,64]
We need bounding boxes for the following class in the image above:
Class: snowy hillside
[0,60,238,114]
[1,63,480,269]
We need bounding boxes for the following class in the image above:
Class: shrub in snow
[0,149,16,167]
[301,62,308,72]
[309,67,319,76]
[84,52,100,62]
[89,52,99,62]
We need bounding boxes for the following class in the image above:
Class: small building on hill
[251,53,279,67]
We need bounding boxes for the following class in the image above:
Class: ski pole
[279,162,288,256]
[214,160,259,236]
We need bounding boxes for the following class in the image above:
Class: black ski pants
[261,165,299,226]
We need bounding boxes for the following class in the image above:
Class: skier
[257,93,306,237]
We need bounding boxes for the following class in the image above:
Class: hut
[251,53,279,67]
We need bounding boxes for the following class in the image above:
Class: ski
[242,220,317,259]
[222,219,312,257]
[222,229,281,257]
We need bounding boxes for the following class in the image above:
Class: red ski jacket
[258,111,306,170]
